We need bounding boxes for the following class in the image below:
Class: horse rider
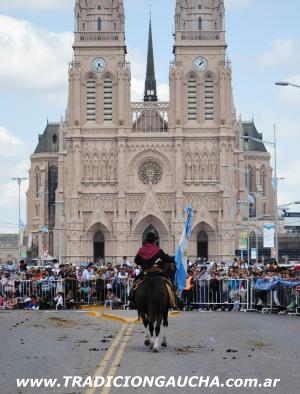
[128,232,176,306]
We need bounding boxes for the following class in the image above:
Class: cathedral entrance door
[142,225,160,247]
[93,231,105,260]
[197,231,208,259]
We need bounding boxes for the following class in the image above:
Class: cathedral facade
[27,0,275,264]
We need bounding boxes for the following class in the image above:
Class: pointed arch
[260,165,266,195]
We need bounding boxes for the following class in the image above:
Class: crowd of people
[0,256,299,313]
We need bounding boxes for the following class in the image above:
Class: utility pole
[11,177,28,259]
[274,125,279,262]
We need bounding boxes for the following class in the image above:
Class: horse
[135,274,170,353]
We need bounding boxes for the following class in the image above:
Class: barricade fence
[0,278,299,312]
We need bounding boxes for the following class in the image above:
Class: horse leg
[142,316,150,347]
[148,322,154,350]
[152,317,162,353]
[161,309,168,347]
[161,325,167,348]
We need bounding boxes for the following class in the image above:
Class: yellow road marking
[85,324,128,394]
[87,311,181,324]
[101,324,134,394]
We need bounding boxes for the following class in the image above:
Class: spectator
[54,292,64,310]
[104,290,115,309]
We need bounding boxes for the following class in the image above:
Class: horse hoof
[161,342,167,348]
[152,347,159,353]
[144,340,150,346]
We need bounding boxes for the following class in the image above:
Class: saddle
[132,274,177,309]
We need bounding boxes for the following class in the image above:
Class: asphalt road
[0,310,299,394]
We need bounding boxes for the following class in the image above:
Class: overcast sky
[0,0,299,233]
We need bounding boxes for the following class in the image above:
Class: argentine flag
[175,205,194,291]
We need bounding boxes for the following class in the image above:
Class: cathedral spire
[144,16,157,102]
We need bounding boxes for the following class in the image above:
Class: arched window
[198,17,202,31]
[205,77,214,120]
[97,18,102,31]
[260,165,266,195]
[97,5,102,10]
[187,76,197,121]
[103,77,113,121]
[198,4,202,9]
[86,77,96,121]
[246,165,254,193]
[35,172,40,198]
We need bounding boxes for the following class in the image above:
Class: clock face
[92,57,106,72]
[194,56,208,72]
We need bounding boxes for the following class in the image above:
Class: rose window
[138,161,163,185]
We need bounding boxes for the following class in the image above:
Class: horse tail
[147,276,160,324]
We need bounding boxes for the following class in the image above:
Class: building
[26,0,275,264]
[0,234,19,264]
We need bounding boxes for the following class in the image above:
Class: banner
[263,224,275,248]
[251,248,257,260]
[175,205,194,291]
[239,232,248,250]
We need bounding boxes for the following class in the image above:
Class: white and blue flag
[175,205,194,291]
[20,220,27,230]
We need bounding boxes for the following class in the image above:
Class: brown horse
[135,274,169,352]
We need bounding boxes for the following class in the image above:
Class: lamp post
[55,201,64,263]
[11,177,28,259]
[275,81,300,88]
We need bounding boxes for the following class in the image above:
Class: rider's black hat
[145,232,158,243]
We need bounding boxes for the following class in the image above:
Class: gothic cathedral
[27,0,275,264]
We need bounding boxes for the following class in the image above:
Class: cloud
[0,16,73,94]
[225,0,252,10]
[0,129,29,232]
[0,126,25,158]
[0,0,71,11]
[258,39,298,68]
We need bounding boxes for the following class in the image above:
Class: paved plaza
[0,310,299,394]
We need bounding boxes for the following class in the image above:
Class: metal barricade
[190,279,249,310]
[248,280,300,313]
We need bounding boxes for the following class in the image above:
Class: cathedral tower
[58,0,131,263]
[169,0,238,259]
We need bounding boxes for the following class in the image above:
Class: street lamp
[278,202,300,208]
[275,81,300,88]
[11,177,28,259]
